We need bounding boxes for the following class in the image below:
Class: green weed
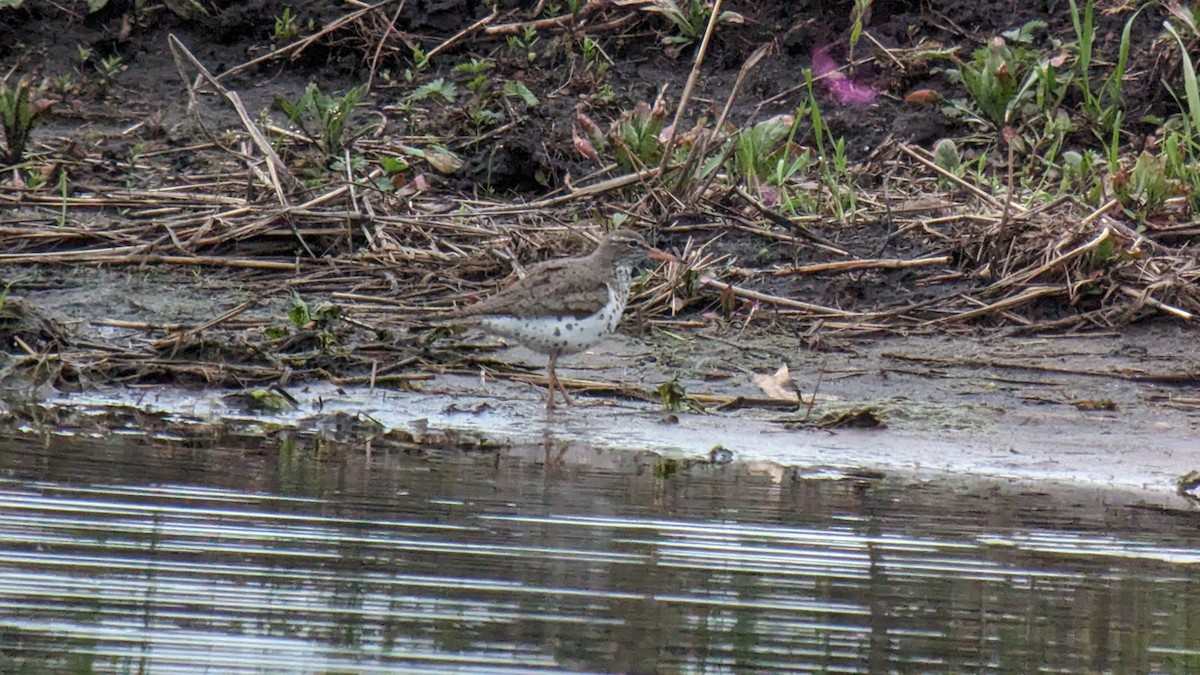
[848,0,873,63]
[275,83,376,159]
[610,100,667,172]
[0,76,50,166]
[580,36,609,78]
[407,78,457,103]
[644,0,743,55]
[1161,13,1200,212]
[502,80,538,108]
[805,73,856,221]
[722,111,812,213]
[95,54,123,81]
[273,7,304,44]
[956,28,1039,128]
[51,74,74,95]
[505,26,539,63]
[1111,152,1178,224]
[1068,0,1142,143]
[409,44,429,72]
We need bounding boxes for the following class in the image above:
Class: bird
[448,228,678,410]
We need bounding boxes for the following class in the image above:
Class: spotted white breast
[479,274,631,357]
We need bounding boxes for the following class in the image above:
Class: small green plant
[580,36,608,78]
[268,293,342,350]
[957,35,1026,128]
[933,138,963,178]
[95,54,123,81]
[409,44,429,72]
[452,58,506,129]
[609,100,667,172]
[406,78,457,103]
[716,111,813,213]
[1059,150,1085,195]
[23,170,46,190]
[1160,14,1200,213]
[1164,11,1200,137]
[376,154,410,189]
[469,107,505,128]
[730,114,799,188]
[805,73,856,221]
[1069,0,1142,144]
[274,7,301,43]
[453,58,494,98]
[287,292,340,330]
[645,0,743,55]
[825,135,855,221]
[51,73,74,95]
[595,83,617,104]
[675,105,806,208]
[1111,152,1178,224]
[1162,128,1200,212]
[766,150,815,214]
[0,76,50,165]
[502,80,538,108]
[848,0,873,63]
[329,154,366,175]
[506,26,539,63]
[275,83,376,159]
[379,155,409,176]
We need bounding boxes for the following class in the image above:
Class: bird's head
[599,228,680,269]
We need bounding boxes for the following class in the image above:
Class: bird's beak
[647,247,683,264]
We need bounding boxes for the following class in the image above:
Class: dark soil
[0,1,1176,189]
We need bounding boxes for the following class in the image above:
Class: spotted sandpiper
[449,228,678,410]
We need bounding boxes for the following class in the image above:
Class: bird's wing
[453,259,609,320]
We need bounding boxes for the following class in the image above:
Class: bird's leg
[545,354,558,410]
[556,372,576,406]
[545,353,574,410]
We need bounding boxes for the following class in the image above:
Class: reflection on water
[0,433,1197,673]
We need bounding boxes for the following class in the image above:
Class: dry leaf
[903,89,940,104]
[753,364,800,402]
[423,146,462,174]
[572,123,600,162]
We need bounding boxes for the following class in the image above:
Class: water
[0,433,1198,673]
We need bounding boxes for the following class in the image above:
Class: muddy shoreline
[2,266,1192,506]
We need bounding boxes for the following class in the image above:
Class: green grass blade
[1165,22,1200,134]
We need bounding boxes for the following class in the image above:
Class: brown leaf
[572,124,600,162]
[575,109,601,137]
[423,147,462,174]
[903,89,940,104]
[753,364,800,402]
